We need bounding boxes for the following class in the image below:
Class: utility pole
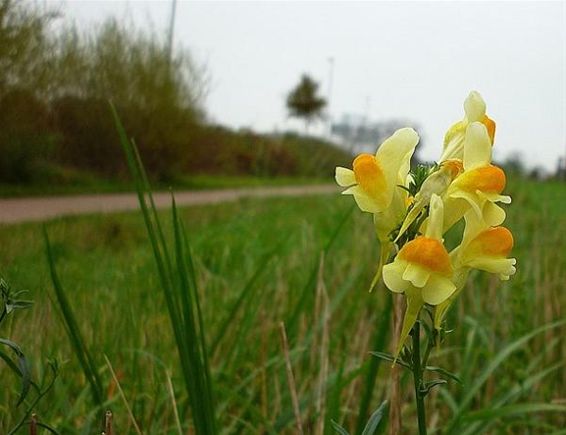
[167,0,178,63]
[326,56,335,139]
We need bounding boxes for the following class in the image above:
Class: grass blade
[355,295,392,434]
[361,400,388,435]
[43,229,103,408]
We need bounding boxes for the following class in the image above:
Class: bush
[0,89,56,182]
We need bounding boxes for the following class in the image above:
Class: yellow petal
[464,91,486,122]
[461,209,486,246]
[463,122,492,170]
[335,167,356,187]
[383,260,410,293]
[421,274,456,305]
[341,185,381,213]
[442,196,470,232]
[402,263,431,288]
[375,128,419,208]
[479,192,512,204]
[482,201,506,227]
[466,257,517,278]
[450,190,483,219]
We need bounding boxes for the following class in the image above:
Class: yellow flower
[433,211,516,330]
[440,91,496,162]
[443,122,511,231]
[456,212,517,280]
[335,128,419,214]
[336,128,419,290]
[383,194,457,353]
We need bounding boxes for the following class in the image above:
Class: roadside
[0,184,338,224]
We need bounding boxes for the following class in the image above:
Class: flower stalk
[411,321,427,435]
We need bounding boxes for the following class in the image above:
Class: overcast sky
[52,0,566,171]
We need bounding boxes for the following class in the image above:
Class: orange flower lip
[468,227,514,257]
[454,164,506,193]
[353,154,387,198]
[482,114,496,144]
[399,236,452,275]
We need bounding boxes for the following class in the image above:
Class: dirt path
[0,185,338,224]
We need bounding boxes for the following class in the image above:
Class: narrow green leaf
[425,366,462,384]
[420,379,447,396]
[331,419,350,435]
[0,338,31,405]
[361,400,388,435]
[355,296,392,435]
[368,351,410,370]
[43,229,103,408]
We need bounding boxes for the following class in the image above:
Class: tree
[0,0,58,97]
[286,74,326,133]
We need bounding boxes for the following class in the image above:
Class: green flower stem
[412,321,427,435]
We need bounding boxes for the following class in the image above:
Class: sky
[51,0,566,171]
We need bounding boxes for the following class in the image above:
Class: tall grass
[1,177,565,432]
[112,105,217,433]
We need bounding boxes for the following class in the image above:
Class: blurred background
[1,0,564,194]
[1,1,566,434]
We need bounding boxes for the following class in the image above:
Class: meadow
[0,175,565,434]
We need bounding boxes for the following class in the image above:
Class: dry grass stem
[315,254,330,435]
[279,321,304,435]
[104,355,143,435]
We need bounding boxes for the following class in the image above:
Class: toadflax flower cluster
[336,91,516,353]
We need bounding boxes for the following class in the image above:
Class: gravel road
[0,185,338,224]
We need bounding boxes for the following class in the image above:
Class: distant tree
[286,74,326,134]
[0,0,58,97]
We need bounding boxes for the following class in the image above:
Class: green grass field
[1,177,565,434]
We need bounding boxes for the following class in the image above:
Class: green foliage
[0,178,564,432]
[0,89,57,182]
